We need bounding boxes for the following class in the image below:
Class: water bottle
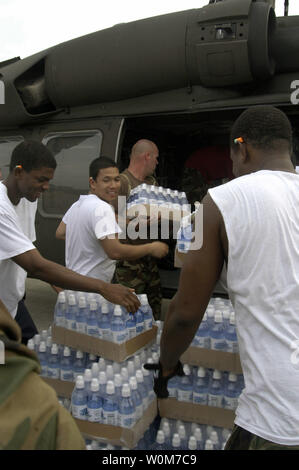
[46,336,52,358]
[195,313,211,349]
[121,367,129,385]
[27,339,35,352]
[152,430,169,451]
[161,421,172,447]
[60,346,74,382]
[111,306,128,344]
[205,439,214,450]
[135,305,145,336]
[126,313,137,340]
[177,365,193,403]
[73,350,86,380]
[129,376,143,422]
[98,371,107,397]
[210,430,221,450]
[208,370,223,408]
[86,300,99,337]
[142,365,155,404]
[135,369,149,411]
[177,218,192,254]
[71,375,88,420]
[178,424,188,448]
[193,366,209,405]
[193,427,204,450]
[38,341,48,377]
[114,373,123,407]
[171,433,184,451]
[76,295,88,334]
[86,353,97,369]
[87,378,102,423]
[139,294,153,331]
[206,306,215,329]
[118,384,136,428]
[188,436,197,451]
[223,373,239,410]
[47,343,60,379]
[91,362,100,379]
[138,183,149,205]
[34,334,41,353]
[102,381,118,426]
[98,357,106,372]
[54,291,66,327]
[65,293,77,331]
[83,369,93,397]
[98,302,111,341]
[210,311,226,351]
[225,312,239,353]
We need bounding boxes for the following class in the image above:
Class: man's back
[209,170,299,445]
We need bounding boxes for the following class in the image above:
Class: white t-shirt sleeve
[94,203,122,240]
[0,213,35,261]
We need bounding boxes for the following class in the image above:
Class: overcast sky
[1,0,299,62]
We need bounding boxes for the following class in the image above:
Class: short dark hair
[230,105,293,153]
[89,156,118,180]
[10,140,57,172]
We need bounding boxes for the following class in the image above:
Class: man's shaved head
[128,139,159,178]
[130,139,158,161]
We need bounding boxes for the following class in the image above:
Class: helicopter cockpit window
[41,131,102,216]
[0,136,24,180]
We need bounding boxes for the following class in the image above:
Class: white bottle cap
[152,352,159,363]
[129,376,137,390]
[210,431,219,443]
[114,374,123,388]
[172,433,181,447]
[229,312,236,325]
[194,427,202,440]
[101,302,110,314]
[63,346,71,357]
[121,383,131,397]
[214,311,223,323]
[140,294,148,304]
[76,375,85,389]
[34,334,41,345]
[39,341,46,353]
[51,343,59,354]
[90,300,98,311]
[90,378,100,392]
[27,339,35,350]
[68,293,76,306]
[76,350,84,359]
[98,357,106,370]
[79,296,87,308]
[228,372,237,382]
[156,430,165,445]
[135,370,144,383]
[183,364,191,376]
[106,365,114,380]
[188,436,197,450]
[127,360,135,374]
[121,367,129,382]
[213,369,222,380]
[106,380,115,395]
[205,439,214,450]
[46,337,52,348]
[84,369,92,382]
[98,371,107,384]
[114,305,122,316]
[58,291,66,302]
[91,363,99,377]
[197,366,206,378]
[178,425,186,439]
[134,355,141,369]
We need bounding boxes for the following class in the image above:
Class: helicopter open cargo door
[35,117,124,265]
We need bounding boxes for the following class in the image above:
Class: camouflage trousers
[114,255,162,320]
[225,425,299,450]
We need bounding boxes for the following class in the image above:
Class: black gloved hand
[143,360,185,399]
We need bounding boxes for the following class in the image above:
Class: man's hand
[149,241,169,259]
[143,360,185,398]
[100,283,140,313]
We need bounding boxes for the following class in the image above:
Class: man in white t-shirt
[0,141,141,326]
[150,106,299,449]
[56,157,168,282]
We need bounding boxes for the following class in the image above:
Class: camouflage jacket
[0,300,85,450]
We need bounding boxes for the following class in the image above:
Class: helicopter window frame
[0,136,24,180]
[39,130,103,219]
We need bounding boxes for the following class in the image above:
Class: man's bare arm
[160,194,225,375]
[100,237,169,260]
[12,249,140,312]
[56,221,66,240]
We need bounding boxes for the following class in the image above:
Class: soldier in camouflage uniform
[0,299,85,450]
[113,139,163,319]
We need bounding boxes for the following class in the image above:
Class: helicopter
[0,0,298,297]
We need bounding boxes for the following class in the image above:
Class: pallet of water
[52,291,157,362]
[70,360,158,449]
[126,184,190,221]
[181,297,242,374]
